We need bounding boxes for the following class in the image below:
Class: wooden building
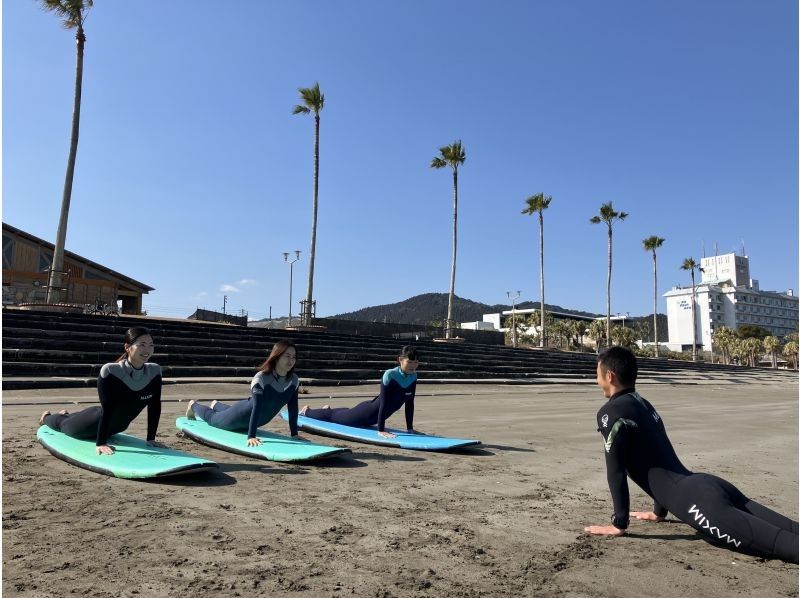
[2,223,153,314]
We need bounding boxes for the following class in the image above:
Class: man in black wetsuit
[584,346,798,563]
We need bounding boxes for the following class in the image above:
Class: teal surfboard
[176,417,351,462]
[282,411,481,451]
[37,425,219,479]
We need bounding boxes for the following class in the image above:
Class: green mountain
[332,293,602,325]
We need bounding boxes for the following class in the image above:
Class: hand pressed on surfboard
[584,525,625,536]
[247,437,263,447]
[630,511,666,522]
[96,445,115,455]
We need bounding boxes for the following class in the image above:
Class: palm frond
[522,193,552,215]
[40,0,91,29]
[430,157,447,169]
[642,235,665,251]
[292,105,310,115]
[681,257,698,270]
[296,81,325,113]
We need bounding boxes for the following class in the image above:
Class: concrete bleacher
[3,309,794,390]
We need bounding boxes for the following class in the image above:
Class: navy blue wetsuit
[597,388,798,563]
[43,360,162,445]
[305,367,417,431]
[192,371,299,438]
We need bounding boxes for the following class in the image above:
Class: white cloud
[196,291,208,297]
[220,284,241,293]
[238,279,258,286]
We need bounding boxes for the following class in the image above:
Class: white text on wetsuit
[688,505,741,547]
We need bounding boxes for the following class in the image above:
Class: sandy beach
[4,377,797,597]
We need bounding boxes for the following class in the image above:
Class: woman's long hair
[116,327,153,362]
[257,339,297,376]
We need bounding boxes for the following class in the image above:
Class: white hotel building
[663,253,798,352]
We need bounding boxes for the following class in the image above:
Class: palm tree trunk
[652,250,659,357]
[690,271,697,361]
[47,25,85,305]
[606,226,612,345]
[303,113,320,325]
[539,212,545,348]
[446,169,458,339]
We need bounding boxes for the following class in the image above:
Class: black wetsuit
[191,371,299,438]
[42,360,162,445]
[304,367,417,431]
[597,388,798,563]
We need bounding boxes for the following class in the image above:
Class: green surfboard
[176,417,351,462]
[37,425,219,479]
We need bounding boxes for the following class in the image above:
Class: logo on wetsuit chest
[601,414,609,428]
[139,394,153,401]
[687,505,741,547]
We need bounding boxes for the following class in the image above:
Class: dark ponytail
[116,327,153,362]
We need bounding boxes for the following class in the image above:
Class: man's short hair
[597,346,638,387]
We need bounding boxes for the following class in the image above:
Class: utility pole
[507,290,522,348]
[222,295,228,315]
[284,250,301,327]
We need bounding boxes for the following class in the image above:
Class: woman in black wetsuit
[300,346,420,439]
[585,347,798,563]
[38,327,164,455]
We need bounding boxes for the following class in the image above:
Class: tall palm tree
[293,82,325,325]
[680,257,700,362]
[41,0,93,304]
[590,202,629,344]
[431,140,466,339]
[522,193,552,348]
[642,236,665,357]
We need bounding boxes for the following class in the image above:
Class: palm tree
[590,202,629,343]
[712,326,735,364]
[743,337,762,367]
[522,193,552,348]
[293,82,325,325]
[588,319,607,353]
[680,257,700,362]
[431,140,466,338]
[41,0,93,304]
[763,336,781,369]
[783,341,798,370]
[642,236,665,357]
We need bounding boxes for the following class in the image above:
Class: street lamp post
[283,251,301,327]
[507,290,522,348]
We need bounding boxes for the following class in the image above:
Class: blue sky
[4,1,797,320]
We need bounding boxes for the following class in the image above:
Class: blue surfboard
[176,417,351,462]
[37,425,218,479]
[281,411,481,450]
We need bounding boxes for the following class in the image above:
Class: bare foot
[39,411,51,426]
[186,400,197,420]
[299,405,309,416]
[58,409,69,416]
[210,400,218,410]
[322,405,330,410]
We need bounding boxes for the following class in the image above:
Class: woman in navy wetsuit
[38,327,165,455]
[187,339,301,446]
[301,346,420,439]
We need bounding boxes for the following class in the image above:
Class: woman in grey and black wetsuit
[39,327,164,455]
